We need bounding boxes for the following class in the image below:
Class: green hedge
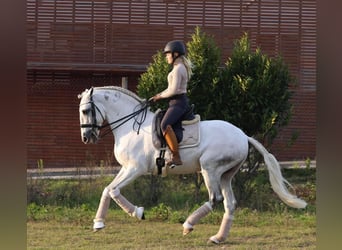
[27,168,315,213]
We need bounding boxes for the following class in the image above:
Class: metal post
[121,76,128,89]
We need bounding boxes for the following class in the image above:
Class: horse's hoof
[134,206,145,220]
[208,236,220,244]
[93,220,105,232]
[93,227,104,232]
[183,227,193,236]
[182,221,194,235]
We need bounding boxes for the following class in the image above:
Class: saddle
[152,105,201,175]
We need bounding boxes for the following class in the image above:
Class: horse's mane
[94,86,145,103]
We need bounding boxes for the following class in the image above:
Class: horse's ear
[77,89,89,99]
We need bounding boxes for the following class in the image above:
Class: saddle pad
[179,114,201,149]
[152,110,201,150]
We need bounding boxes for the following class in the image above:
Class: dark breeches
[161,94,189,142]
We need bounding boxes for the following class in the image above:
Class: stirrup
[166,159,182,168]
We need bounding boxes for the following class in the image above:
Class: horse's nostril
[82,136,88,143]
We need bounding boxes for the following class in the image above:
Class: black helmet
[163,40,186,55]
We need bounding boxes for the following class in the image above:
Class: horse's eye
[82,109,90,115]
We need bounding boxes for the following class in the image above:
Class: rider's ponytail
[180,56,193,81]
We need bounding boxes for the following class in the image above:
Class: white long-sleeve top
[159,59,188,98]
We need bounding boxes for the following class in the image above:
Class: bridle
[80,88,150,140]
[80,88,104,129]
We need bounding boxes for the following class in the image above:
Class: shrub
[186,26,222,119]
[215,32,293,144]
[150,203,171,221]
[27,177,112,208]
[136,51,170,111]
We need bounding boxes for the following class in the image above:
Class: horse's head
[78,88,105,144]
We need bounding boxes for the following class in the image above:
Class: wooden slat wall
[27,70,139,169]
[27,0,316,168]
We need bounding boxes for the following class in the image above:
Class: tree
[136,51,170,111]
[138,30,293,145]
[215,32,293,146]
[186,26,221,119]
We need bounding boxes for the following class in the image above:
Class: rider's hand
[149,94,162,102]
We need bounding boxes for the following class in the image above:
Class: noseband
[80,88,105,130]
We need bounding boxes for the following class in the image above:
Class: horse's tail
[247,136,307,209]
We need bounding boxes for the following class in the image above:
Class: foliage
[136,51,170,111]
[27,168,315,213]
[233,167,316,213]
[186,26,222,119]
[215,32,293,144]
[150,203,172,221]
[137,28,293,145]
[27,176,113,208]
[123,174,208,211]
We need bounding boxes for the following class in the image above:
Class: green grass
[27,168,316,249]
[27,207,315,249]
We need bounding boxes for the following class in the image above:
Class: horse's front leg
[93,166,145,231]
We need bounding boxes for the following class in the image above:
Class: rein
[80,88,150,140]
[100,100,150,138]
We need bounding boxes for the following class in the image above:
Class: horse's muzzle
[82,129,97,144]
[82,135,89,144]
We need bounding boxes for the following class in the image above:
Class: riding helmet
[163,40,186,56]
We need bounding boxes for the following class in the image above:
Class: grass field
[27,207,315,249]
[27,168,316,249]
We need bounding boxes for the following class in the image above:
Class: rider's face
[165,52,173,64]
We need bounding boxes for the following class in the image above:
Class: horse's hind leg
[182,167,223,235]
[183,201,213,235]
[208,166,240,244]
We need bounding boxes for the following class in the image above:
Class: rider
[150,40,192,167]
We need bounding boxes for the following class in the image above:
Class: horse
[78,86,307,244]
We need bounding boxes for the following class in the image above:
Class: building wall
[27,0,316,168]
[27,71,141,168]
